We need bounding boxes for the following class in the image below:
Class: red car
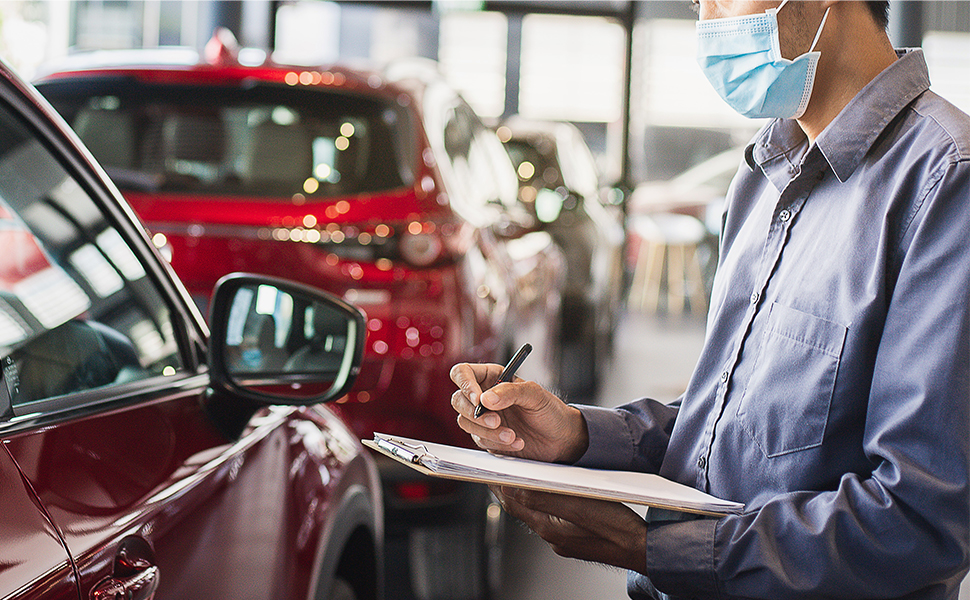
[36,39,563,599]
[0,55,381,600]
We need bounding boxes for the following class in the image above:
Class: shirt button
[720,371,729,383]
[750,292,760,304]
[697,456,707,469]
[779,209,792,222]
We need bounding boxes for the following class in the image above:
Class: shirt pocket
[737,302,847,458]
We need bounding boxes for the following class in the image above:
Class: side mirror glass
[208,273,365,405]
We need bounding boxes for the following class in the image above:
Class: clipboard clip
[375,436,429,465]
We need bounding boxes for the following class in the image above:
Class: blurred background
[3,1,969,598]
[2,0,967,194]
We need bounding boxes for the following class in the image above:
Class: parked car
[0,56,381,600]
[36,40,563,600]
[497,117,625,397]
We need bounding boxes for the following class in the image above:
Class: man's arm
[574,401,680,473]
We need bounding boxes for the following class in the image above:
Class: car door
[0,66,315,600]
[0,445,78,600]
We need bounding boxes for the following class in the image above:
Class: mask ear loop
[809,7,831,53]
[767,0,790,16]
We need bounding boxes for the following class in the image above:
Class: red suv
[0,56,381,600]
[37,40,563,599]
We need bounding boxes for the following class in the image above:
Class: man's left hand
[493,485,648,574]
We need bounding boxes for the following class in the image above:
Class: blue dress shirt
[578,50,970,599]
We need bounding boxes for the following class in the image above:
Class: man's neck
[796,2,898,143]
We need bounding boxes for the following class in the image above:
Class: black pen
[475,343,532,418]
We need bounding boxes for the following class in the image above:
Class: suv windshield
[39,76,413,200]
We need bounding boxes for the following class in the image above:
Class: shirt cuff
[573,404,638,470]
[645,516,720,597]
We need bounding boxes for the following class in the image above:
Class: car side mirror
[207,273,365,405]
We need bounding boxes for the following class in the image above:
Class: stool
[628,213,707,316]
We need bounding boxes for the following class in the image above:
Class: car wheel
[328,577,358,600]
[560,337,599,399]
[558,297,599,399]
[407,487,504,600]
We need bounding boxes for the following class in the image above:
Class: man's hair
[867,1,890,29]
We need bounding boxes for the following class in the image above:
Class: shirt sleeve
[643,159,970,598]
[574,400,679,473]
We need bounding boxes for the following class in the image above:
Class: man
[450,1,970,598]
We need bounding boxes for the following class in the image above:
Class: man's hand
[494,485,648,574]
[450,362,589,464]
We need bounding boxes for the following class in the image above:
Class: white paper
[368,433,743,516]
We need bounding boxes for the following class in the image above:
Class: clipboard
[364,433,744,516]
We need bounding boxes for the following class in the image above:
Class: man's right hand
[449,362,589,464]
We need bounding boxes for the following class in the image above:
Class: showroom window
[438,10,508,119]
[923,31,970,115]
[518,13,626,123]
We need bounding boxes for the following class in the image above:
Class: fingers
[451,359,586,463]
[451,388,496,425]
[449,362,501,415]
[502,487,595,523]
[452,399,524,453]
[501,487,644,544]
[467,428,526,453]
[450,362,524,451]
[449,377,505,431]
[497,488,599,557]
[451,362,583,461]
[449,362,484,408]
[495,486,649,573]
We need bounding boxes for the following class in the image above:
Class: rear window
[39,76,414,200]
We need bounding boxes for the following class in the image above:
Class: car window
[39,78,413,200]
[437,100,518,212]
[504,139,553,187]
[557,128,600,199]
[0,99,183,417]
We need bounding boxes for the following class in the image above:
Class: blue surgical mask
[696,0,830,119]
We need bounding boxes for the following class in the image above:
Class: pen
[474,343,532,418]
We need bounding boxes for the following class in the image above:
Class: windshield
[39,76,414,200]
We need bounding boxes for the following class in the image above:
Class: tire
[560,337,598,399]
[406,487,504,600]
[558,297,599,399]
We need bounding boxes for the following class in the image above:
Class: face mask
[696,0,830,119]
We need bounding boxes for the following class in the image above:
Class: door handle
[89,536,160,600]
[89,565,159,600]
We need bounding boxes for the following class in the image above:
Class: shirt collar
[745,49,932,183]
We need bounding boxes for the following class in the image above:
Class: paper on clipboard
[364,433,743,516]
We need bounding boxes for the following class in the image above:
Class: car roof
[36,47,204,76]
[34,27,471,122]
[34,32,394,94]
